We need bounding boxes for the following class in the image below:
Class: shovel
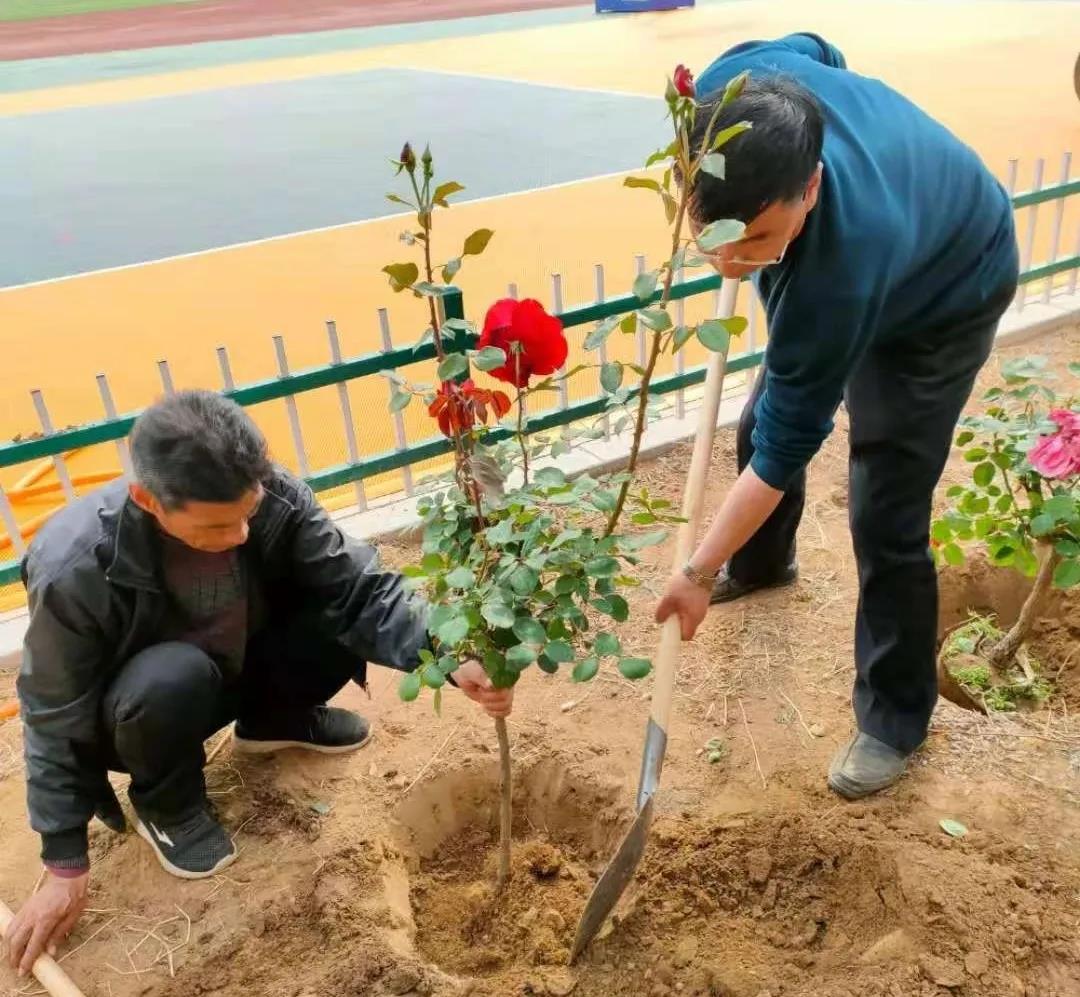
[1,899,87,997]
[570,276,741,962]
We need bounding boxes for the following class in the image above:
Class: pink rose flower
[1028,407,1080,479]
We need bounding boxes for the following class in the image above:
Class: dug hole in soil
[0,329,1078,997]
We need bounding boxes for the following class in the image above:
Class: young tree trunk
[495,716,512,889]
[987,545,1061,671]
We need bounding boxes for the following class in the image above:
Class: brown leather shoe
[709,563,798,605]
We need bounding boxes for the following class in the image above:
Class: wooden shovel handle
[0,900,87,997]
[650,277,741,733]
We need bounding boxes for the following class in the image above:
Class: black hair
[688,76,824,224]
[130,390,272,509]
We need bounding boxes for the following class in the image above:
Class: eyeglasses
[697,240,789,268]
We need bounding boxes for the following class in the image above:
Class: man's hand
[3,869,88,976]
[455,659,514,718]
[655,572,711,640]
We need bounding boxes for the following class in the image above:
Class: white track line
[396,65,658,102]
[1,166,646,292]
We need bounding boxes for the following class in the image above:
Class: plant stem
[515,352,530,486]
[604,194,689,536]
[408,172,445,361]
[495,716,512,889]
[988,543,1061,670]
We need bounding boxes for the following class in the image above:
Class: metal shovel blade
[568,793,655,964]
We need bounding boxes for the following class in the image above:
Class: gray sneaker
[136,808,237,880]
[827,732,913,799]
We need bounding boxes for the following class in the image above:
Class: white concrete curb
[1,291,1077,672]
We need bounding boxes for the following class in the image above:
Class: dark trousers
[100,617,364,823]
[730,289,1013,753]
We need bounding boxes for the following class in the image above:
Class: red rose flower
[428,379,512,438]
[477,298,568,388]
[673,64,696,98]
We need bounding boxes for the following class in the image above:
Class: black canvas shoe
[710,562,798,605]
[233,705,371,755]
[136,808,237,880]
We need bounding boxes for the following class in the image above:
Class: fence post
[326,320,367,512]
[379,308,414,497]
[440,287,470,383]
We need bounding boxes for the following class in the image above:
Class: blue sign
[596,0,694,12]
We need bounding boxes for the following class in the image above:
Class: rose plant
[377,65,751,886]
[934,356,1079,711]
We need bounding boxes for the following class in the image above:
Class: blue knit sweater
[696,33,1018,488]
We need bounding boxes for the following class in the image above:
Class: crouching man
[5,390,507,977]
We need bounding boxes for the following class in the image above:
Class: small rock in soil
[673,936,699,968]
[964,950,990,977]
[860,929,914,964]
[746,848,773,886]
[382,964,423,995]
[761,880,779,910]
[919,954,964,988]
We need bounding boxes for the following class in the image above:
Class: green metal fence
[0,167,1077,588]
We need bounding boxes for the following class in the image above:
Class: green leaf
[638,308,672,332]
[481,601,515,629]
[1053,559,1080,589]
[644,140,680,168]
[939,818,968,839]
[437,354,468,382]
[963,448,988,462]
[445,567,475,589]
[433,181,464,206]
[698,153,725,179]
[930,521,952,543]
[661,191,677,224]
[584,316,620,351]
[720,70,749,107]
[590,490,617,513]
[434,614,469,647]
[572,657,600,683]
[955,430,975,446]
[585,556,620,577]
[513,617,547,646]
[633,270,660,301]
[509,564,540,596]
[463,228,494,256]
[618,657,652,680]
[594,632,621,657]
[389,389,412,413]
[382,262,419,292]
[972,462,995,487]
[413,281,442,297]
[535,467,567,487]
[600,362,624,393]
[942,543,964,566]
[543,640,575,664]
[398,671,422,702]
[1041,495,1076,521]
[442,257,462,283]
[621,529,668,550]
[697,319,731,353]
[473,346,507,372]
[593,594,630,622]
[672,325,695,351]
[506,644,538,670]
[386,192,414,207]
[711,120,752,150]
[1029,513,1056,537]
[537,655,559,674]
[1055,538,1080,558]
[433,686,443,716]
[623,176,662,192]
[421,664,446,689]
[695,218,745,252]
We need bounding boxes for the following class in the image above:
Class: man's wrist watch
[682,561,718,591]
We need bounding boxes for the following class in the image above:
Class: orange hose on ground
[8,471,119,503]
[0,700,18,721]
[0,509,55,553]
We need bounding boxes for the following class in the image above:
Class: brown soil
[1,329,1078,997]
[0,0,585,62]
